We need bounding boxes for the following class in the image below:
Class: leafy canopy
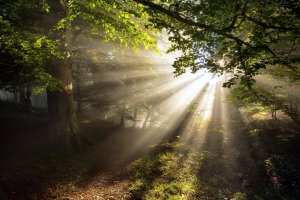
[1,0,299,90]
[0,0,160,90]
[129,0,300,87]
[0,0,60,90]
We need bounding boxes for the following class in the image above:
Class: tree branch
[132,0,276,56]
[244,14,299,32]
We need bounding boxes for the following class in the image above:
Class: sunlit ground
[51,55,300,199]
[122,70,248,199]
[2,50,300,199]
[98,60,300,199]
[85,52,251,198]
[82,48,244,197]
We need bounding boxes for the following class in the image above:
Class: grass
[128,142,198,199]
[128,139,249,200]
[127,109,300,200]
[1,101,300,199]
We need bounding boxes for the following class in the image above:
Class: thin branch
[141,102,150,110]
[237,41,246,71]
[286,40,297,58]
[244,14,299,32]
[285,64,300,74]
[220,14,238,32]
[132,0,276,56]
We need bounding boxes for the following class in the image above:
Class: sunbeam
[2,0,300,199]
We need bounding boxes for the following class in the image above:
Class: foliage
[129,142,198,199]
[1,100,300,199]
[0,1,61,90]
[2,0,300,99]
[61,0,160,55]
[129,0,300,87]
[0,0,161,91]
[228,84,300,120]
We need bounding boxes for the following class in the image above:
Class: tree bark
[24,84,32,113]
[45,0,81,150]
[119,101,126,126]
[76,62,82,114]
[142,109,152,129]
[13,91,19,103]
[133,104,138,128]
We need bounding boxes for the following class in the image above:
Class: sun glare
[218,59,224,66]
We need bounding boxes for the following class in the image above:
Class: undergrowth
[0,150,89,199]
[128,143,198,199]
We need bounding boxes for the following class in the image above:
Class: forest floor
[0,101,300,200]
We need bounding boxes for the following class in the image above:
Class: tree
[0,0,59,90]
[43,0,158,150]
[5,0,299,150]
[44,0,81,150]
[1,0,160,150]
[129,0,300,87]
[120,0,300,121]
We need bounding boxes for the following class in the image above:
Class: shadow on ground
[1,100,300,200]
[0,101,171,199]
[127,80,300,199]
[195,101,300,199]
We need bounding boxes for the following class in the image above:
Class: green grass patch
[128,141,198,199]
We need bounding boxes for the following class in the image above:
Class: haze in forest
[0,0,300,199]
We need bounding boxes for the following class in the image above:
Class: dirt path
[0,99,173,200]
[1,77,300,200]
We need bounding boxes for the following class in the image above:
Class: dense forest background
[0,0,300,199]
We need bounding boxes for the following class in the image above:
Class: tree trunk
[19,85,26,105]
[119,101,126,126]
[24,84,33,113]
[133,104,138,128]
[142,109,152,129]
[47,87,81,149]
[76,62,82,114]
[13,91,19,103]
[45,0,81,150]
